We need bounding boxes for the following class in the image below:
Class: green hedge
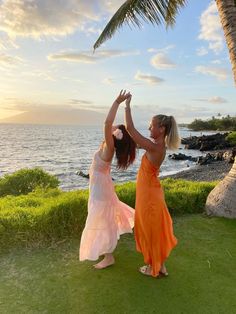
[162,178,216,215]
[0,179,216,249]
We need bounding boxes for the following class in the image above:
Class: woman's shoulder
[146,140,166,154]
[98,147,114,163]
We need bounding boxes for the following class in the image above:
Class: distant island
[0,108,105,125]
[178,123,189,128]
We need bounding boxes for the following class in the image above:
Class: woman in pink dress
[79,90,136,269]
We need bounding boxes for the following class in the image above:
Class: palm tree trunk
[205,157,236,218]
[215,0,236,85]
[206,1,236,218]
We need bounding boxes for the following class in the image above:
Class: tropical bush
[226,131,236,146]
[0,179,216,249]
[162,178,216,215]
[0,168,59,197]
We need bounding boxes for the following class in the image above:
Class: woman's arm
[104,90,130,151]
[125,96,157,152]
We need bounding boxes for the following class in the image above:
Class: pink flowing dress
[79,151,134,261]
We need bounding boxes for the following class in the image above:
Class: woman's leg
[159,263,168,276]
[93,253,115,269]
[139,263,168,277]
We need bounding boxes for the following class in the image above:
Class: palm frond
[94,0,187,50]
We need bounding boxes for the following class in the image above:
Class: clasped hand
[115,90,132,105]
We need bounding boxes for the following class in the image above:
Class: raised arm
[125,96,157,152]
[104,90,130,152]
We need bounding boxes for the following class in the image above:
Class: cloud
[0,53,22,66]
[150,53,176,69]
[193,96,227,104]
[96,50,140,58]
[0,0,95,39]
[103,77,115,85]
[196,47,208,56]
[208,96,227,104]
[134,71,164,85]
[198,1,224,54]
[84,26,102,35]
[147,45,175,54]
[0,0,126,40]
[2,101,70,112]
[19,70,55,81]
[130,104,218,124]
[48,52,96,63]
[2,97,108,113]
[48,49,139,63]
[147,48,157,53]
[195,65,229,80]
[68,99,110,111]
[0,35,19,50]
[100,0,126,14]
[13,102,218,123]
[70,99,93,105]
[211,59,221,64]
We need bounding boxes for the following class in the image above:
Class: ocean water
[0,124,212,190]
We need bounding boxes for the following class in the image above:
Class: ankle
[105,253,114,260]
[160,265,167,272]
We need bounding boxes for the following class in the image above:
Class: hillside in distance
[0,108,105,125]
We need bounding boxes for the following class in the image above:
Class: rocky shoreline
[162,132,235,182]
[161,160,232,182]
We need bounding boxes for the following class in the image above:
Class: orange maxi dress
[135,153,177,277]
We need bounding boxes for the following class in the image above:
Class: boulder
[182,132,231,151]
[168,153,198,162]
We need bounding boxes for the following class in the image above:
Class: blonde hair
[153,115,180,150]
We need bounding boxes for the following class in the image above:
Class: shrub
[226,131,236,146]
[115,182,136,208]
[162,178,216,215]
[0,189,89,249]
[0,168,59,197]
[0,179,216,249]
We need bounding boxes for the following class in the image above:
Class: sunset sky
[0,0,235,124]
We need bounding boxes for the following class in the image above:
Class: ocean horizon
[0,123,216,190]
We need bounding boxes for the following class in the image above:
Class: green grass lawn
[1,214,236,314]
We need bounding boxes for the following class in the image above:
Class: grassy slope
[1,215,236,314]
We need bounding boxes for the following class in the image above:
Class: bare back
[146,142,166,169]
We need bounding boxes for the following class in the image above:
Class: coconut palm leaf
[94,0,187,50]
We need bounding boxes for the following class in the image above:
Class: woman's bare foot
[93,254,115,269]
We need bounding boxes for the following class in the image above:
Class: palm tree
[215,0,236,84]
[94,1,187,49]
[94,0,236,83]
[94,0,236,218]
[205,160,236,218]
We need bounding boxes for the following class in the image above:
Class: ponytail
[165,116,180,150]
[154,115,180,150]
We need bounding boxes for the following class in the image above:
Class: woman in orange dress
[125,94,180,277]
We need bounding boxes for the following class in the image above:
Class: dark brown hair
[113,124,136,169]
